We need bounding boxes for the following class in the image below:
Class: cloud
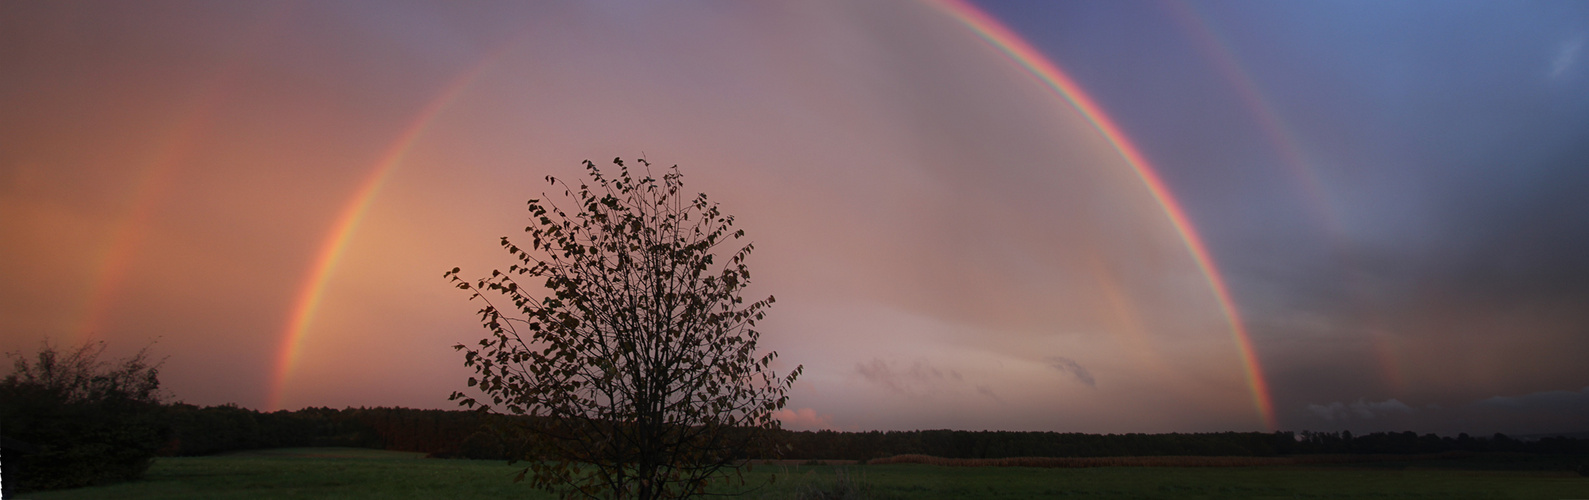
[1356,399,1412,417]
[853,358,961,396]
[1473,386,1589,412]
[976,384,1001,402]
[1444,386,1589,435]
[775,407,834,431]
[1044,356,1095,388]
[1299,389,1589,434]
[1306,398,1412,421]
[1550,34,1584,79]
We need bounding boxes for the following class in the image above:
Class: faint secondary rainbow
[930,0,1277,430]
[78,6,297,348]
[267,54,505,411]
[78,94,211,346]
[1170,2,1409,397]
[1165,1,1342,235]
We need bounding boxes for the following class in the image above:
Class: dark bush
[0,342,169,493]
[458,430,505,460]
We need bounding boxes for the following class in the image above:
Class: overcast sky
[3,0,1586,436]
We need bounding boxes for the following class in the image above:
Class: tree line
[6,345,1586,494]
[156,404,1589,460]
[159,403,511,458]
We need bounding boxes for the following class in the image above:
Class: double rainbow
[268,2,1278,429]
[931,0,1277,430]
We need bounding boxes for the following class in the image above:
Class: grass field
[21,448,1588,499]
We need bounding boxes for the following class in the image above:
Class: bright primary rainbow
[267,54,504,411]
[268,3,1279,428]
[930,0,1278,430]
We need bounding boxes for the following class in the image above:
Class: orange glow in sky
[5,0,1587,435]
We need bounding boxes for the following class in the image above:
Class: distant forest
[161,404,1589,461]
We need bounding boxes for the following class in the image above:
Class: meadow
[22,448,1587,499]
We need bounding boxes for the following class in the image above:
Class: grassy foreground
[23,448,1587,499]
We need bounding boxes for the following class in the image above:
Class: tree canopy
[447,157,800,500]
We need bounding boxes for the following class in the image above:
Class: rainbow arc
[931,0,1277,430]
[268,3,1278,430]
[267,51,508,411]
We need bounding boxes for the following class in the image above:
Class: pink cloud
[775,407,834,431]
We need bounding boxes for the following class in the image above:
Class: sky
[3,0,1586,436]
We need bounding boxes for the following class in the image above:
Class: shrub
[459,430,505,460]
[0,341,169,492]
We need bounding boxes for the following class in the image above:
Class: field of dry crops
[864,452,1467,468]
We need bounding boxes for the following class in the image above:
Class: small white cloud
[1550,34,1585,79]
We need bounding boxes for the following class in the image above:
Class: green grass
[23,448,1588,499]
[24,448,550,500]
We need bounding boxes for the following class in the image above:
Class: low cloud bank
[775,407,835,431]
[1306,398,1413,421]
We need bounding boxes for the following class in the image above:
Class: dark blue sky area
[978,0,1589,434]
[975,0,1589,433]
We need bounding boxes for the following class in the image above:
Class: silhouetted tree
[447,157,801,500]
[0,342,168,493]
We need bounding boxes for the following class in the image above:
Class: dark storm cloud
[1251,1,1589,429]
[1296,387,1589,435]
[1215,0,1589,310]
[1439,387,1589,435]
[1475,387,1589,412]
[1175,0,1589,316]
